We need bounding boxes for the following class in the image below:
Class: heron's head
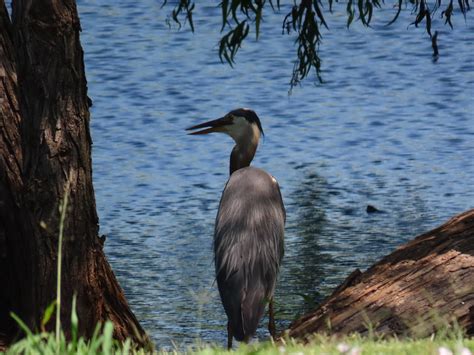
[186,108,264,147]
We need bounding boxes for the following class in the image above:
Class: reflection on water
[76,0,474,349]
[280,171,332,318]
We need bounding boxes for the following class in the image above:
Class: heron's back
[214,167,285,341]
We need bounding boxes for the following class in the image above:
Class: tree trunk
[287,209,474,340]
[0,0,148,348]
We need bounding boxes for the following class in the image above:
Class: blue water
[76,0,474,349]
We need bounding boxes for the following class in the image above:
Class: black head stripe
[229,108,264,136]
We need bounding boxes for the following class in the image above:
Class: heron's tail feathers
[241,287,267,341]
[219,266,271,342]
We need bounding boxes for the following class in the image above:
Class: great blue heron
[187,108,285,348]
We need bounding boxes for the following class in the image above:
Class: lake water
[76,0,474,349]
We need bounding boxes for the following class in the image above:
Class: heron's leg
[268,297,276,340]
[227,321,233,350]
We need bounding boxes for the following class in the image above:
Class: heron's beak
[186,116,233,135]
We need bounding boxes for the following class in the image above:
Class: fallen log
[287,209,474,339]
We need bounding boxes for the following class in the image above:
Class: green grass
[4,291,474,354]
[3,330,473,355]
[3,319,139,355]
[195,335,474,355]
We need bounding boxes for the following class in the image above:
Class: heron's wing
[214,167,285,340]
[275,177,286,225]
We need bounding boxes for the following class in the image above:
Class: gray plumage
[214,167,285,341]
[186,108,285,346]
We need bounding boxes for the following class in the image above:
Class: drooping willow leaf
[161,0,471,90]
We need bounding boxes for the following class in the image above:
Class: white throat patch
[225,116,260,149]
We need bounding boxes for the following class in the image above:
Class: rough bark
[0,0,26,342]
[0,0,148,347]
[287,209,474,340]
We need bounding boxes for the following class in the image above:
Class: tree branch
[161,0,471,90]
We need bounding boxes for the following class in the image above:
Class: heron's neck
[230,145,256,175]
[229,125,260,175]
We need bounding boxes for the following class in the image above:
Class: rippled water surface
[76,0,473,348]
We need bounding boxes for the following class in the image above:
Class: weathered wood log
[287,209,474,339]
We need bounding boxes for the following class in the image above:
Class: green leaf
[71,294,79,345]
[347,1,355,27]
[101,321,114,353]
[121,339,132,355]
[269,0,280,11]
[386,0,402,26]
[255,2,262,40]
[458,0,467,19]
[313,0,329,29]
[425,8,432,36]
[188,3,195,32]
[231,0,240,24]
[221,0,229,31]
[441,0,454,29]
[358,0,368,26]
[41,300,57,329]
[10,312,34,338]
[366,1,373,25]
